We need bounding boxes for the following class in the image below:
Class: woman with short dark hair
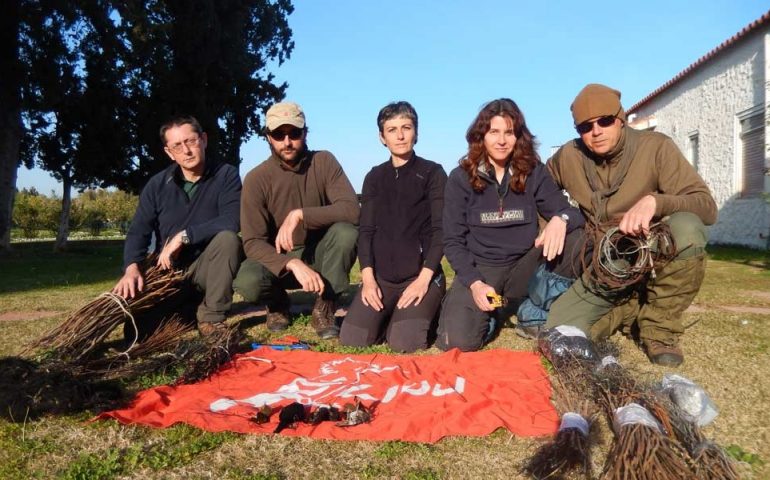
[340,101,447,353]
[437,98,585,352]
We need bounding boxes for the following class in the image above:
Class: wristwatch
[180,230,190,245]
[558,213,570,224]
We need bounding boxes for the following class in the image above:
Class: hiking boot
[515,324,543,340]
[198,321,227,338]
[644,339,684,367]
[311,297,340,340]
[266,307,290,332]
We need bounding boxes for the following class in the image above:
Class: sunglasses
[575,115,616,134]
[269,127,304,141]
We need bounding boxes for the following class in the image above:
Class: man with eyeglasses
[114,115,242,337]
[544,83,717,367]
[235,102,359,340]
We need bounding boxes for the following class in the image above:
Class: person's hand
[112,263,144,299]
[157,231,185,270]
[276,209,303,253]
[285,258,324,294]
[534,215,567,261]
[397,268,433,309]
[469,280,496,312]
[619,195,656,236]
[360,267,383,311]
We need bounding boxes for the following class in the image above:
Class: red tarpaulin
[98,348,557,443]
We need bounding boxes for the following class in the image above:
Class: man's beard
[270,143,306,165]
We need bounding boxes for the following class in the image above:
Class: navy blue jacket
[358,154,446,283]
[443,161,584,287]
[123,161,241,270]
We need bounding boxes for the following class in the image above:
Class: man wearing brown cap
[234,102,359,339]
[544,83,717,366]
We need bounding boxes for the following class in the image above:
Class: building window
[687,131,699,171]
[738,110,765,197]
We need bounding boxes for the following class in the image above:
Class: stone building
[628,10,770,248]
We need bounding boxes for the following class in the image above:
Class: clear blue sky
[17,1,769,195]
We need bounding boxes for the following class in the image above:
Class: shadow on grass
[0,356,124,421]
[0,240,124,294]
[708,244,770,271]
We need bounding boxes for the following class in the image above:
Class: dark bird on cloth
[307,406,341,425]
[274,402,306,433]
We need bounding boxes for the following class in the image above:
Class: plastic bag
[613,402,663,433]
[661,374,718,426]
[537,325,599,367]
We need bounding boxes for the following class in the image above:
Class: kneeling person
[438,99,585,352]
[545,84,718,366]
[340,101,447,353]
[113,115,242,336]
[235,102,359,339]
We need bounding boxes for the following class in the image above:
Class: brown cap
[266,102,306,131]
[571,83,626,125]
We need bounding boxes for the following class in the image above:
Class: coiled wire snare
[582,219,677,290]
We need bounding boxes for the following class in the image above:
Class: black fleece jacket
[358,154,447,283]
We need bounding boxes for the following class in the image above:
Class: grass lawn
[0,241,768,479]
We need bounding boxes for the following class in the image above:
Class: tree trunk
[0,1,22,253]
[0,111,20,253]
[54,176,72,252]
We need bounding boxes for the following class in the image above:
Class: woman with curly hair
[437,98,585,352]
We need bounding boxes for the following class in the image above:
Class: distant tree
[21,1,128,251]
[0,2,24,252]
[71,189,107,236]
[114,0,295,192]
[102,190,139,234]
[4,0,294,252]
[12,189,60,238]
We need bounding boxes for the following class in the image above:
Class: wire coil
[583,219,677,290]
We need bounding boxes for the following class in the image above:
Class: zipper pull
[498,198,503,218]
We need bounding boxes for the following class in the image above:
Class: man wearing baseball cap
[544,83,717,366]
[234,102,359,339]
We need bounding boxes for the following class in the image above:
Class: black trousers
[436,228,584,352]
[340,272,446,353]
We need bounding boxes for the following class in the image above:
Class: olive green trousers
[545,212,708,344]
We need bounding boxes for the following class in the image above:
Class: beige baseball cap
[266,102,306,131]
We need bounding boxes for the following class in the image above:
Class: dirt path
[0,311,61,322]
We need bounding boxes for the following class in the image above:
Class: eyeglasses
[167,136,201,154]
[268,127,304,141]
[575,115,616,135]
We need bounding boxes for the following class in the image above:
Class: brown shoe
[266,307,290,332]
[311,297,340,340]
[198,321,227,337]
[515,324,543,340]
[644,339,684,367]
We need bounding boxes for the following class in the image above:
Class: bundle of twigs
[582,219,677,290]
[655,391,738,480]
[176,324,247,384]
[523,372,597,479]
[24,259,186,362]
[595,361,696,480]
[75,315,194,380]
